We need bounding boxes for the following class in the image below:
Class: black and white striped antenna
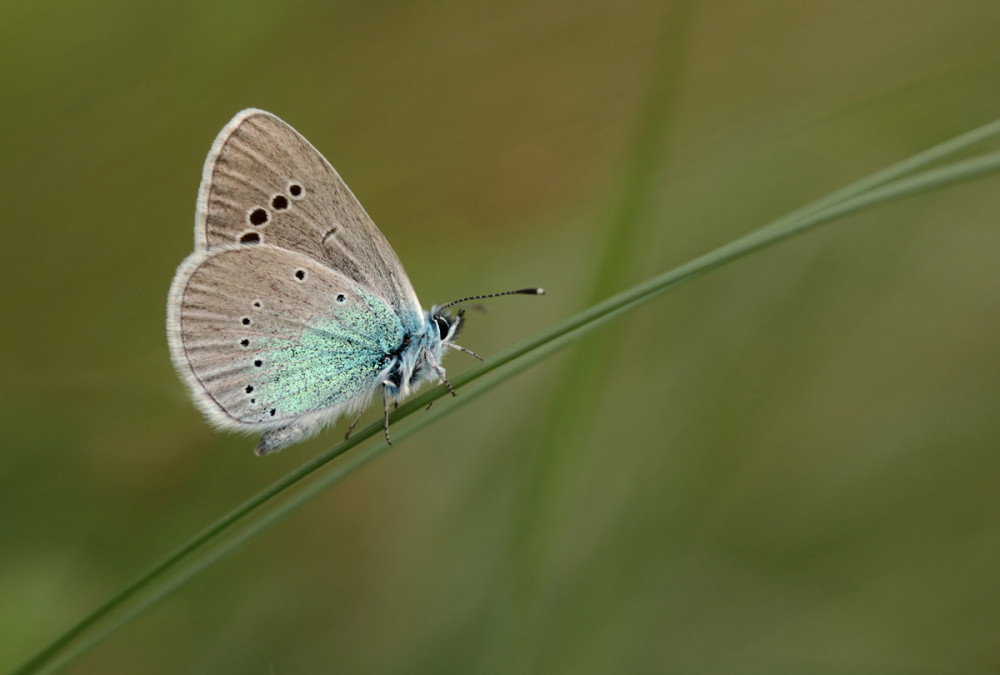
[437,287,545,311]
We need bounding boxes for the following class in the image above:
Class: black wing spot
[248,207,269,226]
[240,231,261,244]
[252,300,261,308]
[295,269,306,281]
[336,294,346,303]
[242,317,251,326]
[288,182,304,199]
[269,408,276,417]
[245,385,254,394]
[271,194,289,210]
[254,359,263,367]
[240,338,250,347]
[250,398,256,404]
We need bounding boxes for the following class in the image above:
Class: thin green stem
[499,3,697,670]
[11,135,1000,675]
[772,117,1000,226]
[10,433,373,675]
[445,149,1000,402]
[34,338,569,675]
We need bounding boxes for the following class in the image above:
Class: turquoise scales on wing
[169,239,448,446]
[244,289,420,421]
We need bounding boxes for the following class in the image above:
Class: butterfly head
[387,289,542,401]
[431,307,465,346]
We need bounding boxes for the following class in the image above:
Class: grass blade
[12,137,1000,675]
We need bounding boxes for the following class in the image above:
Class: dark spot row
[242,384,276,418]
[239,181,305,244]
[238,299,263,333]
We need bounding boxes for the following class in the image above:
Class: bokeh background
[3,1,1000,673]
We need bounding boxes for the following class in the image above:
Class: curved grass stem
[12,124,1000,675]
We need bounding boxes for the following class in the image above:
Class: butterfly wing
[195,109,422,316]
[167,244,405,452]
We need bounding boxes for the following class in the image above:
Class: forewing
[195,109,422,314]
[167,244,405,430]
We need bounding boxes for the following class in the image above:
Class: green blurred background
[3,0,1000,672]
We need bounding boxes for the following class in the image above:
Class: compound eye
[435,316,450,340]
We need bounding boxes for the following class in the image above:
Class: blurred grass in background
[2,0,1000,673]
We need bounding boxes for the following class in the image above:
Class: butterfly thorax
[382,308,462,402]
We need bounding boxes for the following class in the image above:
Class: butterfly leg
[382,383,394,446]
[422,347,457,397]
[450,344,484,361]
[344,409,364,439]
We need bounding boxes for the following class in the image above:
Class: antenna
[437,287,545,311]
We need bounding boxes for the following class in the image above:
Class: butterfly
[167,109,542,455]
